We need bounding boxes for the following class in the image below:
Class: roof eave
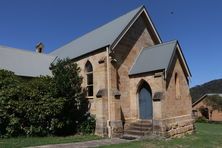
[129,69,165,76]
[165,41,192,79]
[177,42,192,77]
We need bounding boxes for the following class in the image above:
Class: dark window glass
[87,86,93,96]
[85,61,93,97]
[86,62,93,72]
[87,73,93,85]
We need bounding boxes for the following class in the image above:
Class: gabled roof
[50,5,161,59]
[0,45,56,77]
[192,93,222,107]
[129,40,191,77]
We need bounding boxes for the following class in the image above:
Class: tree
[0,58,90,137]
[50,58,89,135]
[204,95,222,112]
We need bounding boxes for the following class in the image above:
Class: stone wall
[162,52,192,118]
[129,73,164,121]
[76,50,107,114]
[75,49,109,136]
[155,51,194,137]
[111,13,156,122]
[153,115,194,138]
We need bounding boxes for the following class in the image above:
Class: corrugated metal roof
[0,45,55,77]
[50,6,144,59]
[129,40,177,75]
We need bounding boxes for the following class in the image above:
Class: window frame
[175,73,181,99]
[85,61,93,97]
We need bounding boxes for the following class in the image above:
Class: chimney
[36,42,44,53]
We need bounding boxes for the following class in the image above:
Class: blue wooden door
[139,87,152,119]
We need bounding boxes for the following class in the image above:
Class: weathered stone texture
[162,53,192,119]
[129,74,164,121]
[112,14,156,121]
[76,50,107,114]
[75,50,109,137]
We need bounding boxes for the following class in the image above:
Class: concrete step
[124,129,145,136]
[136,120,152,124]
[130,122,152,127]
[121,134,139,140]
[129,125,152,131]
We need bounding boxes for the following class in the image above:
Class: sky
[0,0,221,87]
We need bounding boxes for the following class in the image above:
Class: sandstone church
[0,6,194,138]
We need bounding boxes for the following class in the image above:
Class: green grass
[0,134,101,148]
[100,123,222,148]
[1,123,222,148]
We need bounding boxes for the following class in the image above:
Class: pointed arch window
[85,61,93,97]
[175,73,180,99]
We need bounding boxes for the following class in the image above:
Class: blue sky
[0,0,221,87]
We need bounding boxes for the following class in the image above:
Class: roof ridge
[0,45,55,58]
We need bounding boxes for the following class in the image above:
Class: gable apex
[110,6,162,50]
[129,40,191,79]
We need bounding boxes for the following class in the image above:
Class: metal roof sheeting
[0,46,55,77]
[50,6,143,59]
[129,40,177,75]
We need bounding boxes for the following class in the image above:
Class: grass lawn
[0,134,101,148]
[1,123,222,148]
[100,122,222,148]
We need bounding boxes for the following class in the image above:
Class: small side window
[85,61,93,97]
[175,73,180,99]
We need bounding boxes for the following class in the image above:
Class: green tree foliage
[0,58,91,137]
[0,70,21,136]
[50,58,89,135]
[204,95,222,112]
[190,79,222,103]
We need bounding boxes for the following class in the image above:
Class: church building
[0,6,194,138]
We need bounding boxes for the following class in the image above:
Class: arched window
[85,61,93,97]
[175,73,180,99]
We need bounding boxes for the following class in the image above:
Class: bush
[0,58,90,137]
[196,117,208,123]
[0,72,66,137]
[78,114,96,134]
[50,58,89,135]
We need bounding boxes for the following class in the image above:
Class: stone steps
[125,129,144,136]
[129,125,152,131]
[123,120,153,138]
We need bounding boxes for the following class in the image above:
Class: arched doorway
[138,80,153,119]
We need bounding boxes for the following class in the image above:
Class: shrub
[78,114,96,134]
[0,58,90,137]
[50,58,89,135]
[196,117,208,123]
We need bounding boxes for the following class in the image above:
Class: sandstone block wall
[152,115,194,137]
[75,50,109,137]
[76,50,107,114]
[112,14,156,121]
[129,73,164,121]
[163,53,192,118]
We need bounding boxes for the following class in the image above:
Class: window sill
[86,96,94,99]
